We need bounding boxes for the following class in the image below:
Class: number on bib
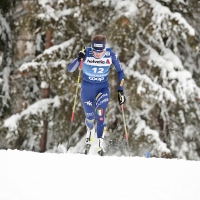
[92,68,104,73]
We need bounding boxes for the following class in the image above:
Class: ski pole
[67,58,83,151]
[121,104,130,157]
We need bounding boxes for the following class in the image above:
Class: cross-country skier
[68,35,126,156]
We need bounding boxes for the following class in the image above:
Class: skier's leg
[80,83,96,145]
[95,87,110,155]
[85,125,95,144]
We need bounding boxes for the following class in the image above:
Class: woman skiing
[68,35,126,156]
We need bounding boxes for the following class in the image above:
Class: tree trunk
[40,115,48,153]
[39,20,54,152]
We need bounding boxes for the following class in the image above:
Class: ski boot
[97,138,105,156]
[97,148,104,156]
[83,127,95,155]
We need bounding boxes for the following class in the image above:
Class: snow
[161,0,188,4]
[40,81,49,88]
[0,149,200,200]
[114,0,138,17]
[19,38,75,73]
[1,1,200,192]
[4,97,60,132]
[146,0,195,36]
[0,13,11,38]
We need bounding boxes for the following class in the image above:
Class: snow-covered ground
[1,149,200,200]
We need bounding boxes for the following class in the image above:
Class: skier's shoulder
[108,49,119,61]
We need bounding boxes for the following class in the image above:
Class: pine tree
[2,0,200,160]
[0,0,13,135]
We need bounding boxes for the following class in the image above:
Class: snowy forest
[0,0,200,160]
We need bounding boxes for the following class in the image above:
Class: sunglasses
[92,48,105,53]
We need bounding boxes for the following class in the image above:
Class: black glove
[77,48,86,61]
[118,90,126,105]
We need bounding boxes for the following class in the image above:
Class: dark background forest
[0,0,200,160]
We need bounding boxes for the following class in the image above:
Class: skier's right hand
[77,48,86,61]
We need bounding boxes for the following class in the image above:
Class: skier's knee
[85,118,94,129]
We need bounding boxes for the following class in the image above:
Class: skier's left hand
[118,90,126,105]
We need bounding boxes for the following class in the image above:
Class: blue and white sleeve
[111,50,125,91]
[68,58,80,72]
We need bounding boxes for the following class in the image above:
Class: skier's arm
[68,49,86,72]
[111,50,125,91]
[111,50,126,105]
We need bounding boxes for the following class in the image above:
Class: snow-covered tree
[2,0,200,160]
[0,0,13,120]
[116,0,200,159]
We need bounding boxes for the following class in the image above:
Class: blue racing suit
[68,47,124,139]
